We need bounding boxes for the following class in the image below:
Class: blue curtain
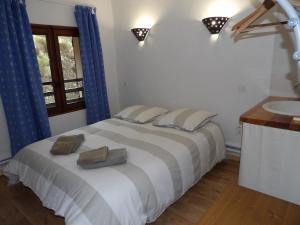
[0,0,51,156]
[75,5,111,125]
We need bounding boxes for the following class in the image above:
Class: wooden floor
[197,184,300,225]
[0,158,299,225]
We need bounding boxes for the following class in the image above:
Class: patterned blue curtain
[0,0,51,156]
[75,5,111,125]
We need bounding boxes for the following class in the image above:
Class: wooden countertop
[240,96,300,131]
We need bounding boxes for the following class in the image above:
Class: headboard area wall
[110,0,280,149]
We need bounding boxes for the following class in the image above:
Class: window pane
[33,34,57,109]
[45,95,56,108]
[66,91,83,104]
[64,80,83,90]
[59,36,84,104]
[33,35,52,82]
[43,84,56,108]
[43,84,54,93]
[58,36,83,80]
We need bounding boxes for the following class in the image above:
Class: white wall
[0,0,120,161]
[1,0,298,161]
[270,9,300,97]
[111,0,277,148]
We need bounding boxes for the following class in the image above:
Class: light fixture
[131,28,150,41]
[202,17,229,34]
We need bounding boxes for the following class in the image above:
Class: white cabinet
[239,123,300,205]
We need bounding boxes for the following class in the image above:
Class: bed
[4,118,226,225]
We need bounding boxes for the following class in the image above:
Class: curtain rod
[36,0,96,9]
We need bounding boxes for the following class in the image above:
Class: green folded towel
[50,134,84,155]
[77,148,127,169]
[77,146,109,165]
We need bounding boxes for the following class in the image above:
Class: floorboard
[196,184,300,225]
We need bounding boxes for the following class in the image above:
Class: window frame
[31,24,85,117]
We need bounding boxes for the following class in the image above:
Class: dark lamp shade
[131,28,150,41]
[202,17,229,34]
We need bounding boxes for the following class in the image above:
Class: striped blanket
[4,118,226,225]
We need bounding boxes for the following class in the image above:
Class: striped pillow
[153,108,217,131]
[114,105,168,124]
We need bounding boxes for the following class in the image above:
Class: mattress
[4,118,226,225]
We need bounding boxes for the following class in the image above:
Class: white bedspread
[4,118,226,225]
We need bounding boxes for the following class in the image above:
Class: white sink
[263,100,300,116]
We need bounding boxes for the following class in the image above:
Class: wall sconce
[202,17,229,34]
[131,28,150,41]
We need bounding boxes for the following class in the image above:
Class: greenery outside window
[32,24,85,117]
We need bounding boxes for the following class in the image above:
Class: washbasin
[263,101,300,116]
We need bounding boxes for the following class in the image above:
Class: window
[32,24,85,117]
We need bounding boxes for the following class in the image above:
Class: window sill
[48,104,85,117]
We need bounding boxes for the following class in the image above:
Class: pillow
[114,105,168,124]
[153,108,217,132]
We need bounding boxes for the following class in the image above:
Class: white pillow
[153,108,217,131]
[114,105,168,124]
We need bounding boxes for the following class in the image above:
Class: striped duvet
[4,118,226,225]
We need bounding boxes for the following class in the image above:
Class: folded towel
[77,146,109,165]
[50,134,84,155]
[77,148,127,169]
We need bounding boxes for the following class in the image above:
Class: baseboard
[0,158,10,166]
[226,144,241,162]
[226,144,242,153]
